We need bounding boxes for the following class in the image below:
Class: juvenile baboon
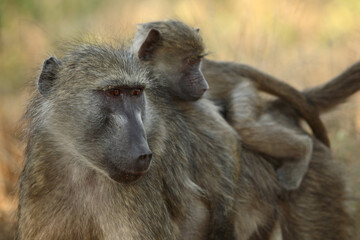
[133,21,242,239]
[131,20,326,190]
[131,20,356,239]
[18,41,242,239]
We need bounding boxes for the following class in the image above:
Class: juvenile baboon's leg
[227,81,313,190]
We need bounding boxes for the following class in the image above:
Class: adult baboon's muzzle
[107,113,153,184]
[108,148,152,184]
[134,150,153,172]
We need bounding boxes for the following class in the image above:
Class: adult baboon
[18,41,242,239]
[131,20,327,191]
[131,20,356,239]
[18,44,178,240]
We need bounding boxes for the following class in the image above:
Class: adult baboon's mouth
[110,170,148,184]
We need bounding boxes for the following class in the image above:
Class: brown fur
[17,43,181,240]
[132,20,354,239]
[201,59,326,189]
[202,34,359,240]
[133,20,242,239]
[205,48,360,240]
[270,60,360,115]
[17,39,243,239]
[132,20,323,191]
[202,59,329,146]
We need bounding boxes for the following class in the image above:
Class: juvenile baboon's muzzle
[183,72,209,101]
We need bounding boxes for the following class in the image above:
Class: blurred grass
[0,0,359,237]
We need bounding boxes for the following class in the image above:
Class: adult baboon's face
[90,85,152,184]
[37,50,152,184]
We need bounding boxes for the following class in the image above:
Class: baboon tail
[231,64,330,147]
[303,61,360,113]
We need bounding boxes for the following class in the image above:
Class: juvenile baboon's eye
[187,56,201,65]
[131,88,143,96]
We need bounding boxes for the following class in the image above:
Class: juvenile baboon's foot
[276,137,313,190]
[277,164,304,190]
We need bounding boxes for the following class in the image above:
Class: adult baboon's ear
[194,27,200,33]
[138,29,161,61]
[38,57,61,96]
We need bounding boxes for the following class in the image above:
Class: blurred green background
[0,0,359,238]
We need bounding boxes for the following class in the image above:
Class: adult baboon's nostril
[136,152,152,172]
[139,153,152,162]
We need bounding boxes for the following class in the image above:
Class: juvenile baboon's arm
[202,58,330,147]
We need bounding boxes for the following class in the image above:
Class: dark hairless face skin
[95,87,152,183]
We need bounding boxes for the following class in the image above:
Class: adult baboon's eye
[131,88,143,96]
[108,89,121,96]
[187,56,200,65]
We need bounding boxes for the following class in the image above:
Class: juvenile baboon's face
[134,22,209,101]
[37,48,152,184]
[153,46,208,101]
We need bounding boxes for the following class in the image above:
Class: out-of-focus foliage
[1,0,360,92]
[0,0,107,93]
[0,0,359,238]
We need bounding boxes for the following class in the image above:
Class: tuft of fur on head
[132,20,206,57]
[58,39,150,87]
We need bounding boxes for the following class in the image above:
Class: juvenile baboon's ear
[38,57,61,96]
[194,27,200,33]
[138,29,161,61]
